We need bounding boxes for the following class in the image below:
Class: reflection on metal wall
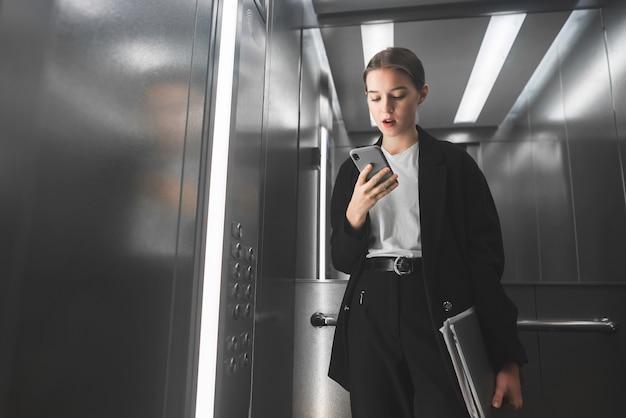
[482,7,626,284]
[0,0,214,417]
[478,3,626,417]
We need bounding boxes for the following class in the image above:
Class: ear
[418,84,429,104]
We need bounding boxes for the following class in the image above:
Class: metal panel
[295,30,323,280]
[0,0,214,416]
[525,48,580,283]
[319,25,366,133]
[561,10,626,283]
[534,285,626,418]
[293,280,351,418]
[249,0,305,416]
[481,141,542,283]
[604,0,626,201]
[212,1,266,416]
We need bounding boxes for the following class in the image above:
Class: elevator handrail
[310,312,620,333]
[516,318,619,333]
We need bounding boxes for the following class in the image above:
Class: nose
[382,96,393,113]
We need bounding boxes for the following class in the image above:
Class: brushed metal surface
[213,1,266,416]
[249,0,306,416]
[293,280,351,418]
[534,285,626,418]
[561,10,626,283]
[0,0,214,417]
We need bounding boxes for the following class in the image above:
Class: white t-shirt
[367,142,422,258]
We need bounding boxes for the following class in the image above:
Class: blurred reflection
[125,80,200,257]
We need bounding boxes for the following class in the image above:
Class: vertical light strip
[361,23,394,126]
[318,127,328,281]
[194,1,238,417]
[454,14,526,124]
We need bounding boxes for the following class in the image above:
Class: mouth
[382,118,396,127]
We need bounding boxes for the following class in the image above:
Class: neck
[382,127,419,155]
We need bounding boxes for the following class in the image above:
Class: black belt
[362,257,422,276]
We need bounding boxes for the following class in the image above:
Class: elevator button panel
[223,221,256,376]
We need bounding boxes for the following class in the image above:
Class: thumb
[492,387,504,409]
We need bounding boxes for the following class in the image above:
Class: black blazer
[328,126,527,390]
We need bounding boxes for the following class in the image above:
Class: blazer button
[442,301,453,312]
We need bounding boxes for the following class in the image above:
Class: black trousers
[346,269,469,418]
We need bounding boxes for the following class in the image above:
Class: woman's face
[365,68,427,140]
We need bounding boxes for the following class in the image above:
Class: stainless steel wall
[211,1,266,416]
[295,30,323,281]
[3,0,624,417]
[482,6,626,285]
[0,0,323,416]
[480,3,626,416]
[293,281,351,418]
[249,0,313,416]
[0,0,215,416]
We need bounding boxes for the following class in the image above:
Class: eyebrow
[366,86,409,94]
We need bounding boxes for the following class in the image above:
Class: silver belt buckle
[393,256,412,275]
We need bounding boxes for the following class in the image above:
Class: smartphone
[349,145,394,184]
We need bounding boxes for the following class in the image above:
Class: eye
[369,97,381,102]
[392,95,406,100]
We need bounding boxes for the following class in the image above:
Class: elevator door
[0,0,215,416]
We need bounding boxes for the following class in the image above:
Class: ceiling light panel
[454,13,526,124]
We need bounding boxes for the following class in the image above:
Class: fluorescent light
[361,23,394,126]
[454,14,526,124]
[194,1,238,417]
[319,127,328,280]
[361,22,394,68]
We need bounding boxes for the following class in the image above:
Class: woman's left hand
[492,362,523,410]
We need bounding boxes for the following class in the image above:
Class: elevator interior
[1,0,626,417]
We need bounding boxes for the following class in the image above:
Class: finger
[382,175,399,190]
[491,388,505,409]
[379,179,396,193]
[508,393,523,410]
[369,166,392,185]
[357,164,373,184]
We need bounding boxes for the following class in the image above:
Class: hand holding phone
[349,145,394,184]
[346,145,397,229]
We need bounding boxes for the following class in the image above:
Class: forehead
[365,68,414,92]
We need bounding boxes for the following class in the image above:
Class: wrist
[500,362,520,375]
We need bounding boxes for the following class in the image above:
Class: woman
[328,47,527,417]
